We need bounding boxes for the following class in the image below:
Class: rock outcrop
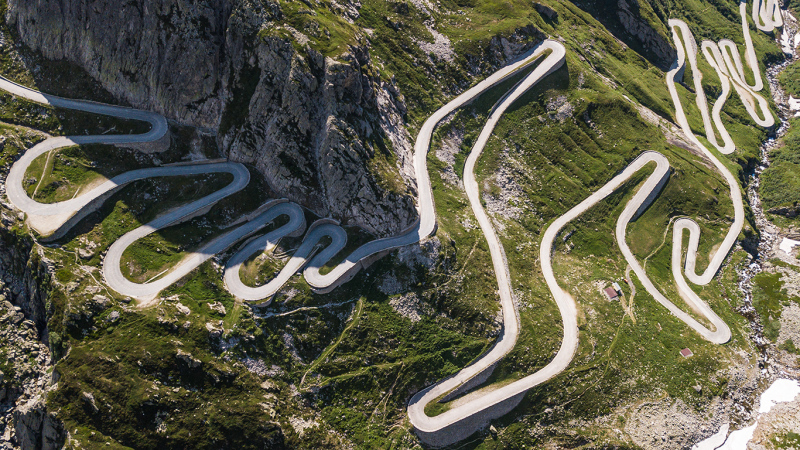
[12,396,65,450]
[533,2,558,21]
[749,395,800,449]
[768,204,800,218]
[5,0,231,129]
[220,39,417,235]
[5,0,417,236]
[0,226,64,450]
[568,0,676,70]
[463,24,547,78]
[0,228,52,336]
[616,0,676,69]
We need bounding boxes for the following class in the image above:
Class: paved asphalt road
[407,8,778,440]
[0,74,252,303]
[408,40,573,445]
[223,213,346,303]
[1,7,782,443]
[2,74,170,237]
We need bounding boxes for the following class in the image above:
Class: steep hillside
[0,0,796,448]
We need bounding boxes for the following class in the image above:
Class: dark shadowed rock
[5,0,418,236]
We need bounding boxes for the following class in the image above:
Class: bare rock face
[463,24,546,77]
[0,226,64,450]
[749,396,800,449]
[533,2,558,21]
[616,0,676,69]
[5,0,231,128]
[12,396,65,450]
[5,0,417,235]
[768,204,800,218]
[0,227,52,335]
[221,39,417,235]
[567,0,675,70]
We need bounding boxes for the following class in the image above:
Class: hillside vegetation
[0,0,788,448]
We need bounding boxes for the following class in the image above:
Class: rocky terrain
[5,0,418,236]
[0,0,798,448]
[2,0,679,238]
[750,395,800,449]
[0,221,64,449]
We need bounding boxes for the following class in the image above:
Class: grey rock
[91,295,111,309]
[6,0,230,128]
[81,391,99,413]
[106,310,120,323]
[208,302,226,316]
[768,205,800,218]
[12,396,65,450]
[205,322,223,339]
[176,349,202,368]
[616,0,676,69]
[6,0,417,236]
[533,2,558,21]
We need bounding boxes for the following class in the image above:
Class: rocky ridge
[5,0,417,236]
[0,224,64,449]
[3,0,562,237]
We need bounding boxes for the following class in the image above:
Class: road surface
[1,3,782,443]
[1,74,171,237]
[407,3,779,441]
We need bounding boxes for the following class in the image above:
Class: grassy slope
[760,59,800,220]
[22,144,150,203]
[761,116,800,213]
[751,270,800,344]
[280,0,773,447]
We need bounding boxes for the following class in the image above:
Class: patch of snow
[758,378,800,413]
[780,30,795,54]
[717,424,756,450]
[691,424,729,450]
[779,237,800,255]
[691,379,800,449]
[789,96,800,112]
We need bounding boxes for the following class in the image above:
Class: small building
[612,282,622,292]
[680,348,694,358]
[604,287,619,300]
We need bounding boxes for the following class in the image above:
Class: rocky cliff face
[0,225,64,450]
[5,0,230,128]
[0,227,52,335]
[5,0,417,235]
[616,0,675,69]
[220,37,416,235]
[568,0,676,70]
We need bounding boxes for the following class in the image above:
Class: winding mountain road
[0,0,783,445]
[223,217,345,302]
[1,75,171,238]
[0,75,269,305]
[408,0,778,443]
[673,4,775,155]
[225,40,568,299]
